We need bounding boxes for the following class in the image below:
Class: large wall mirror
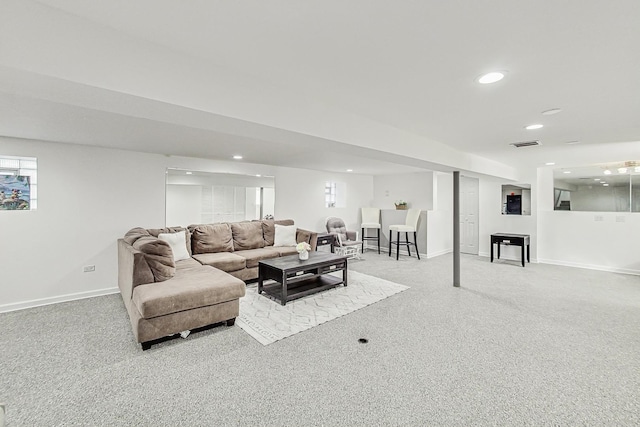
[553,162,640,212]
[165,169,275,226]
[501,184,531,215]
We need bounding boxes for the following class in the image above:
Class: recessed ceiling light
[565,140,581,145]
[185,171,192,175]
[603,183,609,186]
[563,171,571,174]
[255,174,261,177]
[542,108,562,116]
[604,169,612,175]
[233,155,243,160]
[346,169,353,172]
[525,124,544,130]
[594,178,601,181]
[545,162,555,166]
[477,71,505,84]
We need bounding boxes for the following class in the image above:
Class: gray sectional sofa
[118,219,317,349]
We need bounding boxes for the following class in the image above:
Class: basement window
[0,155,37,210]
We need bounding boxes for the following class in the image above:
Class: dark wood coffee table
[258,252,348,305]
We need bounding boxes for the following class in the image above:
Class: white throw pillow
[158,230,191,262]
[273,224,297,247]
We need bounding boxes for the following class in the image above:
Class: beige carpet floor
[237,270,409,344]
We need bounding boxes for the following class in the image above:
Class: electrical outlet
[83,265,96,273]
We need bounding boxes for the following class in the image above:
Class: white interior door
[460,176,479,255]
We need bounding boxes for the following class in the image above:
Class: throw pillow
[131,236,176,282]
[158,231,191,262]
[273,224,297,247]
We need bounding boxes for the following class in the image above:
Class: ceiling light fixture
[525,124,544,130]
[594,178,601,181]
[185,171,192,175]
[255,174,261,177]
[603,169,612,175]
[233,155,243,160]
[618,167,628,174]
[565,140,581,145]
[603,183,610,187]
[542,108,562,115]
[477,71,505,84]
[563,171,571,174]
[346,169,353,172]
[545,162,555,166]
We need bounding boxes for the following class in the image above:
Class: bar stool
[360,207,381,254]
[388,208,421,260]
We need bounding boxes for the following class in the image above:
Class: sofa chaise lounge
[118,219,317,349]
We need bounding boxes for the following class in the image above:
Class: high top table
[490,233,530,267]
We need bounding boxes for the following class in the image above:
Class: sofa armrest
[118,239,154,301]
[346,230,358,241]
[296,228,318,251]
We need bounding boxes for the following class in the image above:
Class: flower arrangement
[296,242,311,253]
[395,200,408,210]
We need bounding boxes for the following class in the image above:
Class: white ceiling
[1,0,639,176]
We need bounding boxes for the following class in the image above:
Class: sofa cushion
[158,230,191,262]
[231,221,265,251]
[123,227,151,245]
[130,235,176,282]
[274,224,297,247]
[190,223,234,254]
[235,247,282,268]
[296,228,313,245]
[261,219,294,246]
[132,266,246,319]
[175,257,204,271]
[147,226,192,256]
[276,246,299,257]
[192,252,246,272]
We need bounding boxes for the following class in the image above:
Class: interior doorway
[460,176,479,255]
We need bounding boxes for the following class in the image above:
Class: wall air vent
[510,140,541,148]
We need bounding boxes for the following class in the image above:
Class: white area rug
[236,270,409,345]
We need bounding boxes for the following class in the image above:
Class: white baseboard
[536,258,640,276]
[0,287,119,314]
[478,251,538,263]
[377,245,428,258]
[426,248,453,258]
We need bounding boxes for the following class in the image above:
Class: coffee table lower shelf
[260,275,344,305]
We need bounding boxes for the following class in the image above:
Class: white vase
[299,250,309,260]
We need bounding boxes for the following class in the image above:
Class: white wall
[427,172,453,257]
[0,138,165,311]
[274,167,374,233]
[372,172,434,211]
[537,168,640,274]
[166,184,201,226]
[0,138,372,312]
[0,137,276,312]
[571,185,631,212]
